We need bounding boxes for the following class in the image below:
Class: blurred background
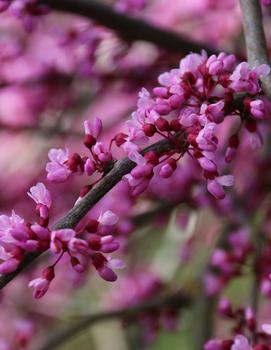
[0,1,271,349]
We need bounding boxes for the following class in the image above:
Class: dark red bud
[170,119,183,132]
[85,220,99,233]
[167,158,177,170]
[155,117,170,132]
[67,153,83,172]
[187,133,197,147]
[92,252,107,269]
[42,266,55,281]
[88,236,101,250]
[84,134,96,149]
[222,339,234,350]
[114,133,127,147]
[143,123,156,137]
[144,151,159,165]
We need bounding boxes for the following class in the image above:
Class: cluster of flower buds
[204,228,253,296]
[46,117,114,200]
[205,300,271,350]
[43,53,271,207]
[106,271,178,344]
[0,182,123,298]
[119,52,270,199]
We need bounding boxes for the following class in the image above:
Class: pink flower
[196,123,218,152]
[68,238,89,255]
[231,335,251,350]
[46,148,71,183]
[30,224,50,240]
[230,62,270,94]
[27,182,52,208]
[50,229,76,254]
[131,163,153,178]
[207,175,234,199]
[84,117,103,138]
[159,159,177,178]
[0,258,20,274]
[93,142,112,163]
[206,55,224,75]
[262,323,271,335]
[179,51,207,77]
[98,265,118,282]
[204,272,223,296]
[92,253,118,282]
[84,158,96,176]
[204,339,223,350]
[0,211,28,245]
[124,146,147,166]
[28,277,50,299]
[201,101,225,123]
[29,267,55,298]
[198,157,217,172]
[98,211,119,226]
[217,52,236,71]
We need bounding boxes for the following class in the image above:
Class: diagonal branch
[239,0,271,98]
[0,136,177,290]
[37,292,190,350]
[42,0,220,56]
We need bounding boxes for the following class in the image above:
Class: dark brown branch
[42,0,219,56]
[0,136,177,290]
[37,292,190,350]
[239,0,271,98]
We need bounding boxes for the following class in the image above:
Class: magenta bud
[0,258,20,275]
[153,87,169,98]
[101,242,120,253]
[98,265,117,282]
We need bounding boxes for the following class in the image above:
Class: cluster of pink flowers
[120,52,270,199]
[106,271,178,343]
[205,301,271,350]
[0,182,123,298]
[46,117,113,187]
[204,228,253,296]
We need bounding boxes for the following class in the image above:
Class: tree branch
[37,292,190,350]
[42,0,220,56]
[239,0,271,99]
[0,136,177,290]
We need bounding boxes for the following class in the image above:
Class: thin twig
[42,0,220,56]
[239,0,271,99]
[37,292,190,350]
